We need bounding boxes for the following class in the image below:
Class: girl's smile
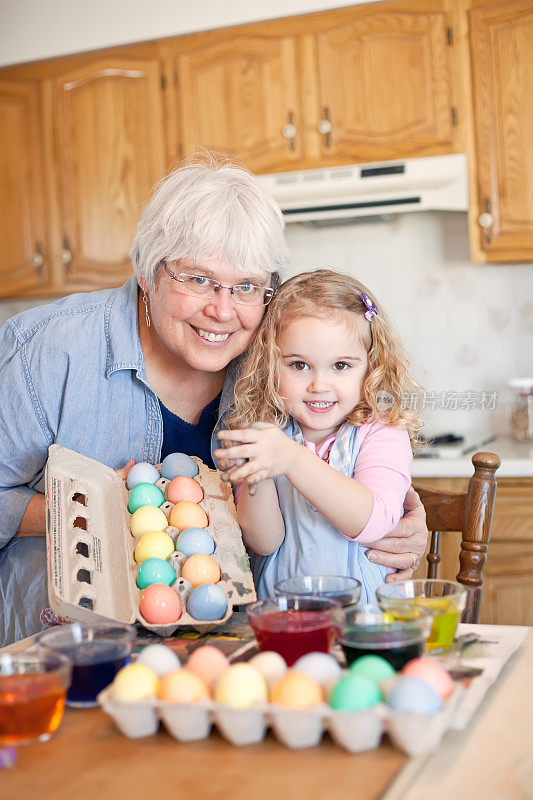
[277,314,369,444]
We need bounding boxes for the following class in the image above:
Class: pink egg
[402,658,454,699]
[139,583,182,624]
[186,645,230,686]
[167,476,204,505]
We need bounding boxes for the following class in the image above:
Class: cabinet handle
[61,236,73,274]
[478,199,493,245]
[32,243,44,277]
[317,107,333,148]
[282,111,297,152]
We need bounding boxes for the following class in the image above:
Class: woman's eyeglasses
[162,262,276,306]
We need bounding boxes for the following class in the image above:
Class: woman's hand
[365,487,428,582]
[215,425,298,486]
[116,459,136,481]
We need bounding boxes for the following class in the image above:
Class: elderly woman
[0,157,427,645]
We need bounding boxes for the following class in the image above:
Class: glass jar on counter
[509,378,533,440]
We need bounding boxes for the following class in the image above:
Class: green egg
[329,673,381,712]
[128,482,165,514]
[349,655,396,685]
[136,557,176,590]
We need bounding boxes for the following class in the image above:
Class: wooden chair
[412,451,501,624]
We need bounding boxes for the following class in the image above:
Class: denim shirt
[0,277,238,645]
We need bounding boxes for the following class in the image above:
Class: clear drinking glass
[274,575,362,607]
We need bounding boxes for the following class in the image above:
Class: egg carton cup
[98,686,461,754]
[45,444,256,634]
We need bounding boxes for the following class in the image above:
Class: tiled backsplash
[2,210,532,438]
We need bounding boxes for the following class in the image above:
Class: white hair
[130,153,288,290]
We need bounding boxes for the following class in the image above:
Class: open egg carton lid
[97,684,464,756]
[44,444,256,635]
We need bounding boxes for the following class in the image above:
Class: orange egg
[271,672,324,709]
[169,501,208,531]
[187,645,230,687]
[139,583,182,624]
[158,669,209,703]
[167,476,204,505]
[181,554,220,588]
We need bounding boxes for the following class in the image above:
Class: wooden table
[2,626,531,800]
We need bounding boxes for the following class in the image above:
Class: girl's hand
[215,425,298,486]
[116,459,136,481]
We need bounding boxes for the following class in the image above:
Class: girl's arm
[233,478,286,556]
[216,426,376,538]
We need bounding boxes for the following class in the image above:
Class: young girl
[214,270,422,603]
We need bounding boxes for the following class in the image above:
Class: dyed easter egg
[214,663,267,708]
[161,452,199,480]
[158,669,209,703]
[136,557,176,589]
[350,655,396,685]
[186,646,230,687]
[271,672,323,709]
[111,663,159,702]
[176,527,215,557]
[387,676,443,715]
[293,652,343,685]
[167,476,204,505]
[139,584,182,624]
[134,531,175,563]
[187,585,227,621]
[402,658,454,699]
[126,462,160,490]
[181,554,220,587]
[136,644,181,676]
[130,505,168,538]
[328,673,381,712]
[128,482,165,514]
[170,501,208,531]
[249,651,287,691]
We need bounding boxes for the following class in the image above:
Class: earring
[142,291,151,328]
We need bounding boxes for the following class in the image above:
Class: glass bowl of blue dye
[36,622,136,708]
[274,575,362,607]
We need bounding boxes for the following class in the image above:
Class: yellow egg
[134,531,175,563]
[158,669,209,703]
[111,663,159,702]
[214,663,267,708]
[169,501,208,531]
[181,554,220,587]
[131,504,168,538]
[271,672,324,709]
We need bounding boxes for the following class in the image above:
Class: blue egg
[187,584,227,621]
[387,676,443,715]
[136,558,176,590]
[161,452,199,480]
[126,462,160,490]
[176,527,215,557]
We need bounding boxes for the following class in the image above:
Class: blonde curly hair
[227,269,423,444]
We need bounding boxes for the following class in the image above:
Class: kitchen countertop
[412,436,533,479]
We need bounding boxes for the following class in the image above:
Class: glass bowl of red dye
[36,621,136,708]
[274,575,362,607]
[0,649,72,745]
[247,595,341,666]
[333,604,432,671]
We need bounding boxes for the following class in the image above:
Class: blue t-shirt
[159,394,221,469]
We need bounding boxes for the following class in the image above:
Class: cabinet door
[312,3,455,163]
[171,33,303,172]
[470,1,533,261]
[0,80,49,296]
[50,58,166,290]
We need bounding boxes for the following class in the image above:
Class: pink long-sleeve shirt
[303,421,413,543]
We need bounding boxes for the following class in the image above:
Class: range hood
[257,153,468,225]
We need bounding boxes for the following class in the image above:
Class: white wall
[0,0,374,67]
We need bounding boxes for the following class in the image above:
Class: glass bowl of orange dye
[0,649,72,745]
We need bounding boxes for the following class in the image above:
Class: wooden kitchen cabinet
[162,0,458,174]
[413,476,533,625]
[0,80,50,295]
[469,0,533,262]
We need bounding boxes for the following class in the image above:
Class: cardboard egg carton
[97,684,463,756]
[44,444,256,634]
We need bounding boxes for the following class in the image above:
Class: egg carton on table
[45,444,256,634]
[97,685,463,756]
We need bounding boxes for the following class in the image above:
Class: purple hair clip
[360,292,378,321]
